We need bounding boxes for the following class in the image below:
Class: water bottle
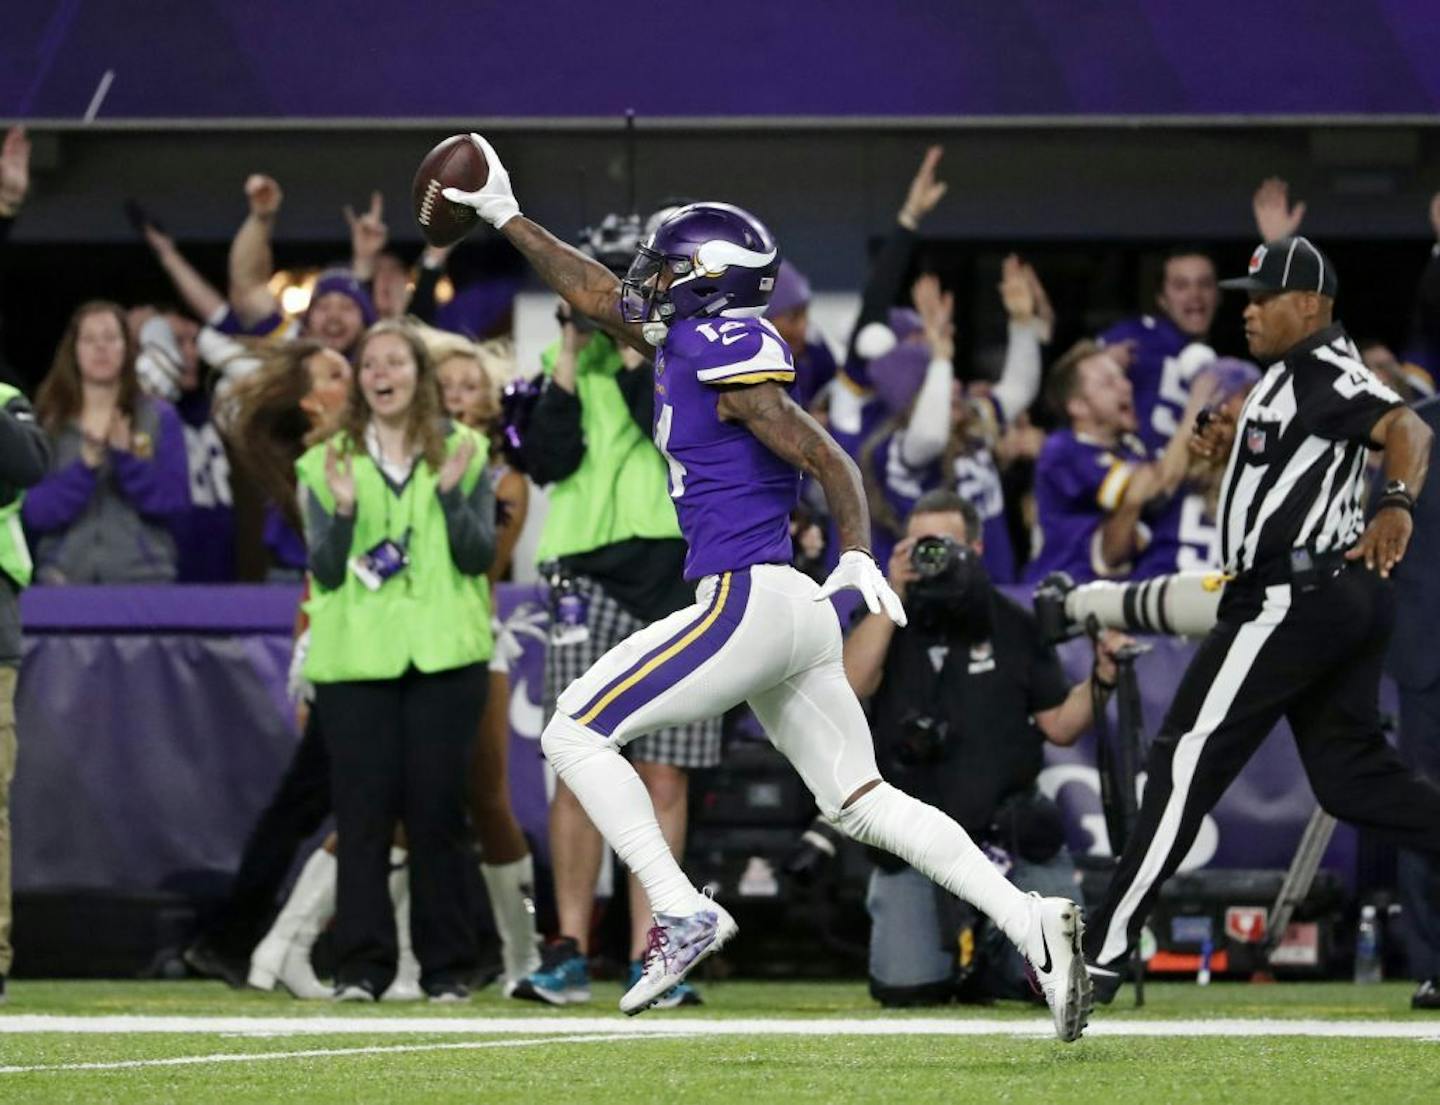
[1354,904,1383,984]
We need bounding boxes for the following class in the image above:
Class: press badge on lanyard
[350,532,410,591]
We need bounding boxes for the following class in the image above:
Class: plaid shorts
[544,575,723,769]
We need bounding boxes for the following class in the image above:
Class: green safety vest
[534,333,680,561]
[0,382,34,588]
[296,422,493,682]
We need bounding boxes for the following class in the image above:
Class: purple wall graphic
[9,583,1362,895]
[3,2,1439,122]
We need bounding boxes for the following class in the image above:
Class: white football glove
[814,549,908,627]
[441,133,521,230]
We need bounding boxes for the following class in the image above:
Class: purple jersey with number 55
[654,317,801,580]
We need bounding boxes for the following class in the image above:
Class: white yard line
[0,1014,1437,1041]
[0,1032,650,1075]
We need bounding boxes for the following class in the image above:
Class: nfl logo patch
[1246,424,1267,453]
[1248,245,1268,274]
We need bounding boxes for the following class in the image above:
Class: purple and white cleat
[619,900,738,1016]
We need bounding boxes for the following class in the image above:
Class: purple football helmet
[621,202,780,344]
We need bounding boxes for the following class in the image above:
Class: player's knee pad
[539,712,609,777]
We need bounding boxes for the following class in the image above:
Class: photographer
[842,490,1127,1006]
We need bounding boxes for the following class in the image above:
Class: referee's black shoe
[1413,978,1440,1010]
[1086,960,1124,1005]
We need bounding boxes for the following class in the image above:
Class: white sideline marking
[0,1032,647,1075]
[0,1014,1437,1041]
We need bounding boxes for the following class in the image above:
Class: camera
[1032,569,1223,646]
[894,711,950,767]
[910,535,962,580]
[555,301,600,335]
[497,376,542,472]
[1032,571,1079,645]
[906,536,991,638]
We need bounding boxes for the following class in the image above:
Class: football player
[443,136,1091,1039]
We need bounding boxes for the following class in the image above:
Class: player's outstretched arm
[501,217,648,354]
[717,382,906,625]
[440,133,649,353]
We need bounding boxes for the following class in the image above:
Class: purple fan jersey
[792,338,838,412]
[1134,489,1220,578]
[1023,429,1152,584]
[865,424,1015,583]
[1101,314,1207,452]
[867,428,943,568]
[952,445,1016,584]
[655,317,801,580]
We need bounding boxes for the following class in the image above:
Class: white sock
[481,855,541,979]
[835,782,1032,949]
[541,713,699,916]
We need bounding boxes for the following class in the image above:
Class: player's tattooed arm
[501,217,650,353]
[716,382,872,553]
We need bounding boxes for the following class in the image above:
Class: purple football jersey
[655,318,801,580]
[952,446,1017,584]
[1101,314,1200,452]
[823,351,887,460]
[792,338,838,412]
[867,428,944,568]
[1023,429,1152,584]
[1133,489,1220,578]
[864,426,1016,583]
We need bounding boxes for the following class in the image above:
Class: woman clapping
[297,321,496,1002]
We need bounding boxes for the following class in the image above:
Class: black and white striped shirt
[1218,324,1401,574]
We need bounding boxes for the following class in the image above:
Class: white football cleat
[619,900,737,1016]
[1024,893,1092,1043]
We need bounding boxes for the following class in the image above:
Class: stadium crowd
[1,125,1438,1008]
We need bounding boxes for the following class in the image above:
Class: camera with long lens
[1032,570,1224,646]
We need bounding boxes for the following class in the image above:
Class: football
[411,134,486,247]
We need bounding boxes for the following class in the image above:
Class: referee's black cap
[1219,235,1338,299]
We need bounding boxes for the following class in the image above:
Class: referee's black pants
[316,663,485,995]
[1085,564,1440,969]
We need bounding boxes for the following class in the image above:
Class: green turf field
[1,979,1437,1104]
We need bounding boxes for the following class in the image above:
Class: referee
[1084,235,1440,999]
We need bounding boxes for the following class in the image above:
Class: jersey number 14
[656,403,688,498]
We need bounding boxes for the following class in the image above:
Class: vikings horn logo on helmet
[621,202,782,345]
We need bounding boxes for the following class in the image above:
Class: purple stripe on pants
[569,571,731,721]
[581,569,752,738]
